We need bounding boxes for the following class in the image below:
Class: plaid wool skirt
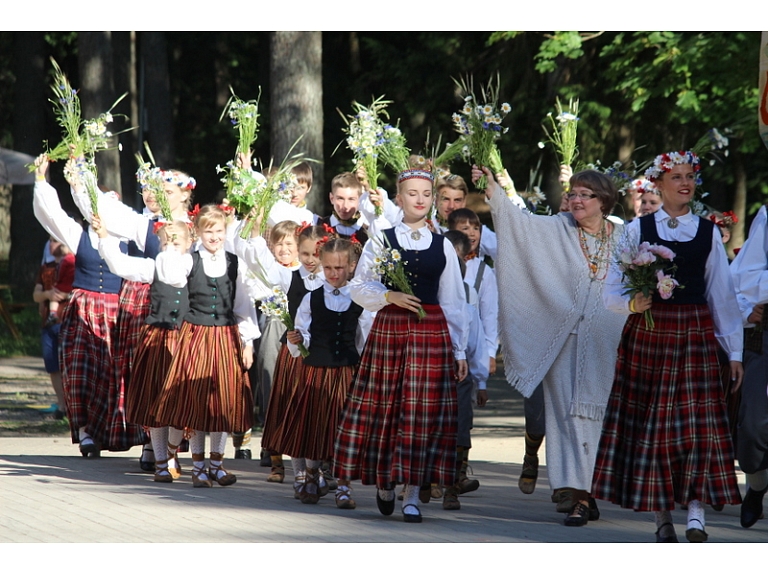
[592,304,742,511]
[58,288,119,446]
[274,364,357,460]
[106,280,151,449]
[333,304,458,487]
[260,344,303,453]
[153,323,253,433]
[126,324,180,428]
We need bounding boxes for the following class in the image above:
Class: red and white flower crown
[644,150,702,185]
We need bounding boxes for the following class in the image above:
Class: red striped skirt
[153,323,253,432]
[274,364,357,460]
[260,345,303,452]
[333,304,458,488]
[592,304,742,511]
[106,280,151,449]
[126,324,180,428]
[58,288,119,445]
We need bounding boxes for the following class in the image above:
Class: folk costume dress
[153,245,259,433]
[594,209,743,511]
[333,222,468,489]
[33,180,142,449]
[275,282,372,460]
[487,188,626,494]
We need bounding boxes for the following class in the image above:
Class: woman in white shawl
[472,165,626,526]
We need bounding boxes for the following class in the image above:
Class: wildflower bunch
[259,287,309,358]
[372,235,426,320]
[542,98,579,190]
[220,88,261,156]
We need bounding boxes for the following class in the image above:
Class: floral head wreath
[160,169,196,191]
[629,178,659,196]
[644,150,702,185]
[709,211,738,229]
[397,169,434,184]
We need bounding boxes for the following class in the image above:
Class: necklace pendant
[210,254,217,261]
[410,230,422,241]
[332,288,340,296]
[667,218,678,229]
[308,273,315,281]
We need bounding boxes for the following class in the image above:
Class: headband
[397,169,434,184]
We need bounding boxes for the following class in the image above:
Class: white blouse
[603,208,743,361]
[350,221,468,360]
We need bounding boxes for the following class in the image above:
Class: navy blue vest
[72,229,125,294]
[303,288,363,367]
[382,228,445,305]
[146,270,189,330]
[639,214,712,305]
[185,251,238,326]
[287,269,310,321]
[127,221,161,260]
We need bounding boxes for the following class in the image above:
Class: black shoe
[564,501,589,527]
[741,485,768,529]
[588,497,600,521]
[654,522,679,543]
[685,520,708,543]
[139,445,155,472]
[402,504,422,523]
[376,489,395,516]
[178,439,189,453]
[234,448,252,460]
[259,449,271,467]
[79,440,100,459]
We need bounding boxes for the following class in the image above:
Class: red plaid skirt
[333,304,458,488]
[106,280,150,449]
[58,289,119,446]
[273,364,357,460]
[260,345,303,453]
[592,304,742,511]
[153,323,253,433]
[126,324,180,428]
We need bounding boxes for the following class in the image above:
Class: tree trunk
[113,31,140,209]
[10,32,48,293]
[728,148,747,257]
[78,32,121,196]
[139,32,174,168]
[269,32,324,215]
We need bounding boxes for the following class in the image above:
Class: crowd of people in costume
[29,142,768,541]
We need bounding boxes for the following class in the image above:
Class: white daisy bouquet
[259,286,309,357]
[372,235,426,320]
[614,233,682,330]
[341,96,411,216]
[219,153,303,239]
[451,75,512,190]
[220,87,261,156]
[542,98,579,191]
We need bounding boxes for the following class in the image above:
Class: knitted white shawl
[489,191,627,421]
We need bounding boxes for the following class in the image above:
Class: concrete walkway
[0,356,763,544]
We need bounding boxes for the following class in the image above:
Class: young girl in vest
[334,168,468,523]
[276,238,372,508]
[32,154,129,457]
[239,224,325,487]
[94,216,193,482]
[153,205,259,487]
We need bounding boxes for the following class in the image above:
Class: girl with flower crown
[333,167,468,524]
[152,205,259,488]
[235,222,327,489]
[594,150,743,543]
[69,163,194,470]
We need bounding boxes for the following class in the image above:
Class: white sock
[377,488,394,502]
[291,457,306,477]
[747,470,768,492]
[150,427,169,464]
[305,459,322,470]
[209,431,228,456]
[402,485,420,514]
[654,510,673,529]
[189,430,206,456]
[168,428,184,454]
[687,499,705,530]
[79,428,93,444]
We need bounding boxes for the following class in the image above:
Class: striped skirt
[126,324,180,428]
[58,288,119,446]
[260,345,303,452]
[333,304,458,488]
[106,280,151,449]
[153,323,253,433]
[592,304,742,511]
[274,364,357,460]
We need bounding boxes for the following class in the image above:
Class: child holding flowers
[152,205,260,488]
[333,167,468,524]
[594,150,744,543]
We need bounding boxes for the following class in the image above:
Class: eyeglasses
[566,192,598,201]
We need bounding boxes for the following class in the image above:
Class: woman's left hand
[729,360,744,393]
[455,359,468,382]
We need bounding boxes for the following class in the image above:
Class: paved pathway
[0,356,764,544]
